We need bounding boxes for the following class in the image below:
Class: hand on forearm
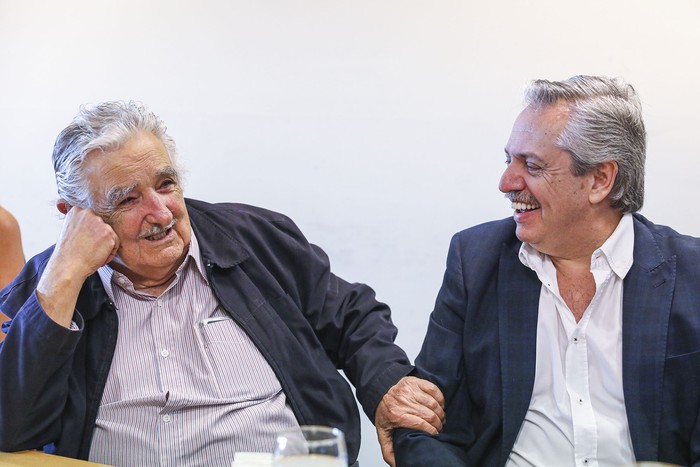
[375,376,446,466]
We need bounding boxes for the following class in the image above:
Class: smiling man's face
[84,131,191,286]
[499,102,596,257]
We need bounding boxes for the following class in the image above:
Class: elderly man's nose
[145,194,172,225]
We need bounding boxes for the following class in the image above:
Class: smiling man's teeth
[148,229,169,241]
[511,201,539,211]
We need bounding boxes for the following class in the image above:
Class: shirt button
[162,414,171,423]
[583,458,590,465]
[573,337,579,343]
[578,397,584,405]
[160,349,170,358]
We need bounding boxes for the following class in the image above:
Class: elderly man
[394,75,700,466]
[0,101,444,467]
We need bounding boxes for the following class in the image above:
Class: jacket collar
[185,198,250,269]
[622,213,675,460]
[498,236,540,464]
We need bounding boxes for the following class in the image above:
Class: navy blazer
[395,214,700,466]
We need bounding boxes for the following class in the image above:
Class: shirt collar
[518,213,635,279]
[97,228,207,300]
[594,212,634,278]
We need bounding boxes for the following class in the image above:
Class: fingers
[375,378,445,466]
[398,413,441,435]
[409,376,446,407]
[104,234,120,265]
[55,206,120,277]
[378,376,446,429]
[390,376,444,409]
[377,426,396,467]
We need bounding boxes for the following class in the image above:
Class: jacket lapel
[498,241,541,463]
[622,217,675,460]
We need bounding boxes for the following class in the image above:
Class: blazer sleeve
[394,233,472,466]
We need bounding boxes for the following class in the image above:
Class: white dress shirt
[507,214,636,467]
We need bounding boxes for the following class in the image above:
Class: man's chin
[109,244,188,276]
[514,225,537,246]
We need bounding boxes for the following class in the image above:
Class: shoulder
[186,198,299,235]
[186,198,289,223]
[450,217,519,252]
[0,206,20,233]
[441,217,520,279]
[632,213,700,257]
[184,198,310,260]
[0,246,53,316]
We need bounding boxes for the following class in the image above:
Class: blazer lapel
[622,218,675,460]
[498,241,541,463]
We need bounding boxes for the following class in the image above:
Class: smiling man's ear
[589,161,618,205]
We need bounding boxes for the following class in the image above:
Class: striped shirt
[90,231,301,467]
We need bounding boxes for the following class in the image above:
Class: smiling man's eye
[525,160,544,173]
[118,196,136,206]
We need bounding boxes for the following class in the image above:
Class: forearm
[322,278,413,418]
[394,428,469,467]
[35,256,87,328]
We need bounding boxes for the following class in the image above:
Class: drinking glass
[273,425,347,467]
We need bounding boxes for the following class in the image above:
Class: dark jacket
[394,214,700,466]
[0,199,413,464]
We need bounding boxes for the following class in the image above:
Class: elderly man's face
[84,131,191,286]
[499,103,598,258]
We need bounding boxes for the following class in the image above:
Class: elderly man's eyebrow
[106,183,138,208]
[157,166,180,181]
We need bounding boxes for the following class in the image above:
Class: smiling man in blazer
[394,75,700,466]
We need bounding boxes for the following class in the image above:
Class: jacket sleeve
[267,215,413,421]
[0,268,83,452]
[394,233,471,465]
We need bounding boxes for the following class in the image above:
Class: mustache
[138,218,177,239]
[504,191,538,205]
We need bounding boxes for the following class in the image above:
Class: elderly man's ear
[56,199,72,215]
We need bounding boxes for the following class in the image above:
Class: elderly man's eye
[159,179,176,190]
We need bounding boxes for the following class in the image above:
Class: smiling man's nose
[144,193,172,225]
[498,163,524,193]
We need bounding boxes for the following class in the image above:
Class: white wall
[1,1,699,465]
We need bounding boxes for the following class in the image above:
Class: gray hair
[524,75,646,213]
[52,101,181,210]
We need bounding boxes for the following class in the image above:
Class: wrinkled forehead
[83,132,180,208]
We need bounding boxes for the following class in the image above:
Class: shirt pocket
[197,315,283,402]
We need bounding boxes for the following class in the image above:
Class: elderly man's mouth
[146,228,172,241]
